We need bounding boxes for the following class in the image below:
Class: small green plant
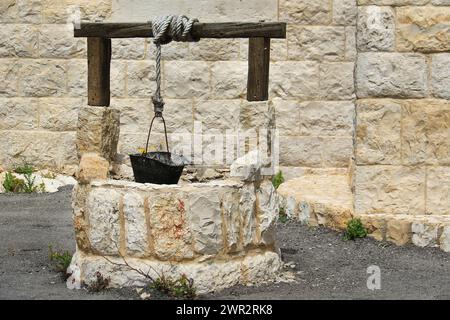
[150,273,196,299]
[279,205,288,223]
[2,172,25,193]
[14,164,34,175]
[49,245,72,278]
[272,170,284,189]
[343,218,368,241]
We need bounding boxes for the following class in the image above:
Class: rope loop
[149,15,199,115]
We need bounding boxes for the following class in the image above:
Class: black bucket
[130,152,185,184]
[130,113,188,185]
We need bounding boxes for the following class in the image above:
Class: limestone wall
[354,2,450,216]
[0,0,356,175]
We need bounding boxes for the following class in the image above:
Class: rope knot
[151,15,199,45]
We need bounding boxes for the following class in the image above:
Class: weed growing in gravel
[48,245,72,279]
[279,205,288,223]
[2,172,25,193]
[272,170,284,189]
[150,273,196,299]
[343,218,368,241]
[2,165,45,193]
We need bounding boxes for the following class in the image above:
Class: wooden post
[87,37,111,106]
[247,37,270,101]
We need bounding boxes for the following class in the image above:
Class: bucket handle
[144,114,170,155]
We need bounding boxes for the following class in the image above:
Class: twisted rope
[150,16,199,115]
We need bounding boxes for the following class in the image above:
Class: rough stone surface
[86,188,122,255]
[277,170,354,230]
[76,153,109,184]
[386,220,411,246]
[396,6,450,52]
[357,6,395,51]
[355,166,425,215]
[69,178,280,293]
[356,99,401,165]
[356,53,428,98]
[431,53,450,99]
[76,106,120,161]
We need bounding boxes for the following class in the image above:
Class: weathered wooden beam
[75,22,286,39]
[247,38,270,102]
[87,37,111,106]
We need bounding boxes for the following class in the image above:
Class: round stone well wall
[68,177,281,293]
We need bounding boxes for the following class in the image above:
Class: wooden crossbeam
[77,22,286,105]
[75,22,286,39]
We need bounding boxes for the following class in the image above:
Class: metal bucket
[129,152,185,184]
[130,114,186,185]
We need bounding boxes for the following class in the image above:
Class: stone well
[68,176,281,293]
[68,104,281,293]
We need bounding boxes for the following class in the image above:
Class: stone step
[358,214,450,253]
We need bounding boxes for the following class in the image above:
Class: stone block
[112,39,145,60]
[397,6,450,52]
[431,53,450,99]
[427,167,450,215]
[86,188,121,255]
[299,101,355,136]
[39,24,86,58]
[42,0,112,24]
[67,59,87,97]
[401,99,450,165]
[194,100,240,131]
[126,61,156,98]
[188,190,223,255]
[279,0,332,24]
[356,53,427,98]
[0,24,38,58]
[240,183,257,247]
[333,0,357,26]
[0,98,38,130]
[211,62,247,99]
[279,136,353,167]
[319,62,355,100]
[386,220,411,246]
[272,98,300,136]
[76,106,120,161]
[256,180,279,244]
[123,192,149,257]
[39,98,81,131]
[355,166,425,215]
[270,61,319,99]
[19,60,67,97]
[190,39,239,61]
[411,222,439,248]
[440,226,450,252]
[356,99,401,165]
[0,59,19,97]
[288,25,346,62]
[0,0,17,23]
[148,192,195,261]
[357,6,395,51]
[0,130,77,169]
[164,61,210,99]
[76,153,109,184]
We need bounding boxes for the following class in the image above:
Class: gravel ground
[0,187,449,300]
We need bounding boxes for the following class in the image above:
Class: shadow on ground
[0,187,449,300]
